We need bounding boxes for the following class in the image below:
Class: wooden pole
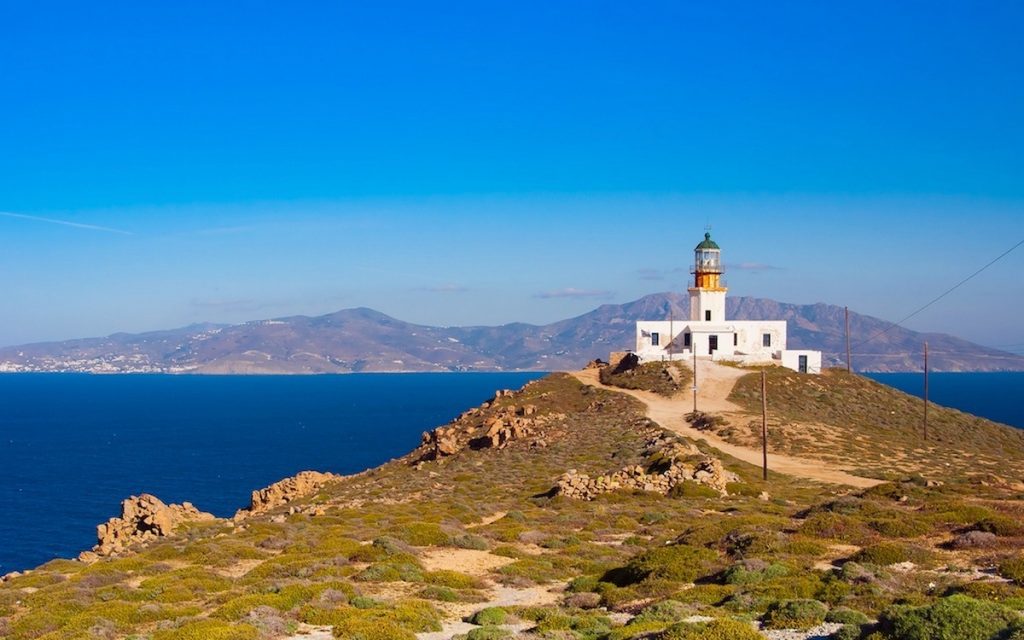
[761,369,768,481]
[923,341,929,441]
[692,346,698,413]
[845,306,852,373]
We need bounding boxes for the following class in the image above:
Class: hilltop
[2,361,1022,640]
[2,294,1022,374]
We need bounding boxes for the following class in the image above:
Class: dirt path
[573,363,882,489]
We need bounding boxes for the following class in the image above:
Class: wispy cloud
[0,211,134,235]
[535,287,614,299]
[728,262,783,272]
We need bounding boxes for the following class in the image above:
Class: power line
[852,237,1024,349]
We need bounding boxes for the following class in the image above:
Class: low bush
[999,556,1024,585]
[467,607,508,626]
[762,598,828,630]
[604,544,719,586]
[877,594,1020,640]
[152,619,259,640]
[852,543,934,567]
[655,618,763,640]
[826,606,871,626]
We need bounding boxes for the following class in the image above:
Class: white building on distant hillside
[634,232,822,374]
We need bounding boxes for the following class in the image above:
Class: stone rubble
[81,493,215,561]
[556,432,739,501]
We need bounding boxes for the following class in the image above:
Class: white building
[634,232,822,374]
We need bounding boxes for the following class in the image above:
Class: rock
[91,494,215,557]
[242,470,340,517]
[948,530,998,549]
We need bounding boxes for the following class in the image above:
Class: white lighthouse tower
[633,230,822,373]
[689,232,727,323]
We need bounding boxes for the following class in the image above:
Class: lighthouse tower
[689,232,727,323]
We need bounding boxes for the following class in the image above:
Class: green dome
[695,232,720,250]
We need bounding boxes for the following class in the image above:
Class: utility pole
[761,369,769,481]
[692,346,698,413]
[923,341,929,441]
[845,306,852,373]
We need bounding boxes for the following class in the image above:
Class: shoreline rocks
[238,470,341,518]
[82,494,215,561]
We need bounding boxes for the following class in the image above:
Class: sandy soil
[572,362,883,489]
[419,547,516,575]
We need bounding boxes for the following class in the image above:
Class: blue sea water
[866,372,1024,430]
[0,373,544,574]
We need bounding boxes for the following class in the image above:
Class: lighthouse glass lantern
[692,232,724,290]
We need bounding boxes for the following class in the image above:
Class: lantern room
[691,232,725,290]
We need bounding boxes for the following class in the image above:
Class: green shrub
[852,543,934,567]
[877,595,1020,640]
[655,618,763,640]
[826,606,871,626]
[466,628,512,640]
[606,545,719,585]
[389,522,453,546]
[152,619,259,640]
[467,607,508,626]
[999,556,1024,585]
[762,599,829,630]
[331,618,416,640]
[801,512,876,545]
[831,623,866,640]
[719,561,790,585]
[974,515,1024,537]
[630,599,698,625]
[668,482,720,499]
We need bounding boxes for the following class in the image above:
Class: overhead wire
[850,238,1024,349]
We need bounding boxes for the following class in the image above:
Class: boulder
[86,494,215,559]
[243,470,340,516]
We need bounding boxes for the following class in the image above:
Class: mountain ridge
[1,293,1022,373]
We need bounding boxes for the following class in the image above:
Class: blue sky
[1,2,1023,351]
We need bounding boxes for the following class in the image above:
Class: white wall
[636,320,788,359]
[689,289,726,322]
[781,350,822,374]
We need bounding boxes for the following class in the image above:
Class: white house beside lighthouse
[634,232,822,374]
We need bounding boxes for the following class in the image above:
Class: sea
[0,371,1021,575]
[0,372,545,574]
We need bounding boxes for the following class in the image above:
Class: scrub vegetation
[1,370,1022,639]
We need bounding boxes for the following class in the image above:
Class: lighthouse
[632,230,823,373]
[689,232,726,323]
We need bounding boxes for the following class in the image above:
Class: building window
[734,333,738,346]
[763,333,772,348]
[705,310,712,321]
[651,332,660,346]
[683,332,691,348]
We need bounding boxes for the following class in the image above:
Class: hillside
[1,294,1023,373]
[2,365,1022,640]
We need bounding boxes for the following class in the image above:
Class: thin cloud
[728,262,783,272]
[535,288,614,299]
[0,211,134,235]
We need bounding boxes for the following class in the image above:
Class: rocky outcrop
[241,470,341,517]
[81,494,215,561]
[416,388,560,462]
[556,432,739,501]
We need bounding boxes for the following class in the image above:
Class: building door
[798,355,808,373]
[708,335,718,354]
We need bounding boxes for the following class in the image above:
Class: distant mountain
[1,294,1021,373]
